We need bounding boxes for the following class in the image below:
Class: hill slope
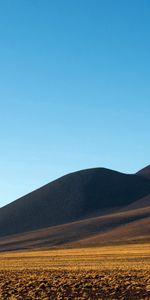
[0,168,150,248]
[0,204,149,251]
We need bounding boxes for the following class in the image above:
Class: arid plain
[0,244,150,299]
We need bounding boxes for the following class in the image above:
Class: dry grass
[0,243,150,299]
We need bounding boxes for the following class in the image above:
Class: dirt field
[0,244,150,299]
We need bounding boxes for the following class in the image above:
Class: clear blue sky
[0,0,150,206]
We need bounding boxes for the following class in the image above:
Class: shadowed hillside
[0,167,150,243]
[0,205,149,251]
[0,168,150,250]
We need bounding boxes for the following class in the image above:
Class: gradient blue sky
[0,0,150,206]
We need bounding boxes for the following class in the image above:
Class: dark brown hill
[136,165,150,179]
[0,167,150,240]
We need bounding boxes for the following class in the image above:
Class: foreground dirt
[0,269,150,300]
[0,244,149,299]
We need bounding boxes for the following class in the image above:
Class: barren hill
[0,167,150,250]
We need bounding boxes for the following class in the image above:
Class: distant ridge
[0,166,150,250]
